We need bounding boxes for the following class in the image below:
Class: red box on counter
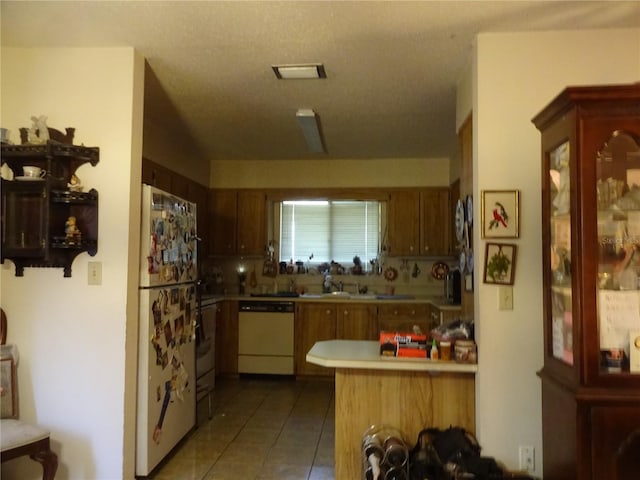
[379,331,428,358]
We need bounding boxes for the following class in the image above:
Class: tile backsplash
[200,255,457,298]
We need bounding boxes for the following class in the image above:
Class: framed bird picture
[481,190,520,238]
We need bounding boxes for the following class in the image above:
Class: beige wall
[0,47,144,480]
[210,157,451,188]
[473,28,640,472]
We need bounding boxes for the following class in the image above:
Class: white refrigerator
[136,185,198,476]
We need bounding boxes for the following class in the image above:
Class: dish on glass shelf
[14,176,44,181]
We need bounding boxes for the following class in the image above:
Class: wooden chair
[1,309,58,480]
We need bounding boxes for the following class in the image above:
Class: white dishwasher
[238,300,295,375]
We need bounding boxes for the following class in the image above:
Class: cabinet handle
[411,309,416,315]
[394,310,399,315]
[326,309,331,315]
[344,310,349,316]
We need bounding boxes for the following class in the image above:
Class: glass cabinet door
[2,183,47,256]
[596,131,640,375]
[549,141,573,365]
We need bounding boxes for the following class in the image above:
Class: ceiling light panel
[296,109,326,153]
[272,63,326,79]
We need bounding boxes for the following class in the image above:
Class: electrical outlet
[519,445,534,472]
[498,286,513,310]
[88,261,102,285]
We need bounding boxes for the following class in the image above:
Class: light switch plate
[498,286,513,310]
[88,261,102,285]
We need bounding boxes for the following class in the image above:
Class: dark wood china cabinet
[1,140,99,277]
[532,83,640,480]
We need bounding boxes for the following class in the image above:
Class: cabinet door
[209,190,237,255]
[141,157,172,192]
[420,188,451,256]
[590,406,640,480]
[295,303,336,376]
[337,304,378,340]
[387,190,420,256]
[215,300,238,375]
[378,303,430,334]
[237,190,266,255]
[187,182,209,260]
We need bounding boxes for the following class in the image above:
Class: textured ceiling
[2,1,639,161]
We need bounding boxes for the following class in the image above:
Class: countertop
[306,340,477,373]
[199,293,461,310]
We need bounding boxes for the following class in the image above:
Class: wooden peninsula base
[307,340,477,480]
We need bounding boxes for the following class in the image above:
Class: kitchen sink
[375,294,415,300]
[249,292,300,298]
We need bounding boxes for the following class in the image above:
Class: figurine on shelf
[28,115,50,144]
[65,216,81,244]
[67,174,83,192]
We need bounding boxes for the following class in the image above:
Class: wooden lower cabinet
[590,405,640,480]
[336,304,378,341]
[541,372,640,480]
[335,368,475,480]
[215,300,238,375]
[295,303,337,376]
[378,303,433,334]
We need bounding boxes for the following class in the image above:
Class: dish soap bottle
[430,339,439,360]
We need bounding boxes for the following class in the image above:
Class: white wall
[473,28,640,473]
[0,47,144,480]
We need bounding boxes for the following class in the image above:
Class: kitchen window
[278,200,381,266]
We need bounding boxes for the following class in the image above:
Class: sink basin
[322,292,351,298]
[249,292,300,298]
[350,294,377,300]
[375,294,415,300]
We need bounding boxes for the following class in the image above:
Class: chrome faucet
[322,274,343,293]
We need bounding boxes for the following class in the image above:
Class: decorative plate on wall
[455,198,465,242]
[431,261,449,280]
[384,266,398,281]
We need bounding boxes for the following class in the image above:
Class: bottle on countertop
[430,339,439,360]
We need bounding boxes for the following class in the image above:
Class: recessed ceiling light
[272,63,326,80]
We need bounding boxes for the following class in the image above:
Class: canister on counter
[454,340,477,363]
[440,341,452,361]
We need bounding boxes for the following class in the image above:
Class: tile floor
[149,376,336,480]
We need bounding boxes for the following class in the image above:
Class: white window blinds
[279,200,380,265]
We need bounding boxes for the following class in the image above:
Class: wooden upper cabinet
[387,188,451,257]
[141,157,172,192]
[236,190,267,255]
[387,190,420,255]
[209,189,267,256]
[209,189,238,255]
[170,174,190,200]
[420,188,451,256]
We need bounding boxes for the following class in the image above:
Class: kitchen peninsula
[307,340,477,480]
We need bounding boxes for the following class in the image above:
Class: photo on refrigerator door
[148,287,194,445]
[153,351,190,445]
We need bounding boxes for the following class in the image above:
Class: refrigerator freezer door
[136,284,196,476]
[140,185,198,288]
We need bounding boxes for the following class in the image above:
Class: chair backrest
[1,308,6,345]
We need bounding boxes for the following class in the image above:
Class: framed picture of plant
[483,242,517,285]
[481,190,520,238]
